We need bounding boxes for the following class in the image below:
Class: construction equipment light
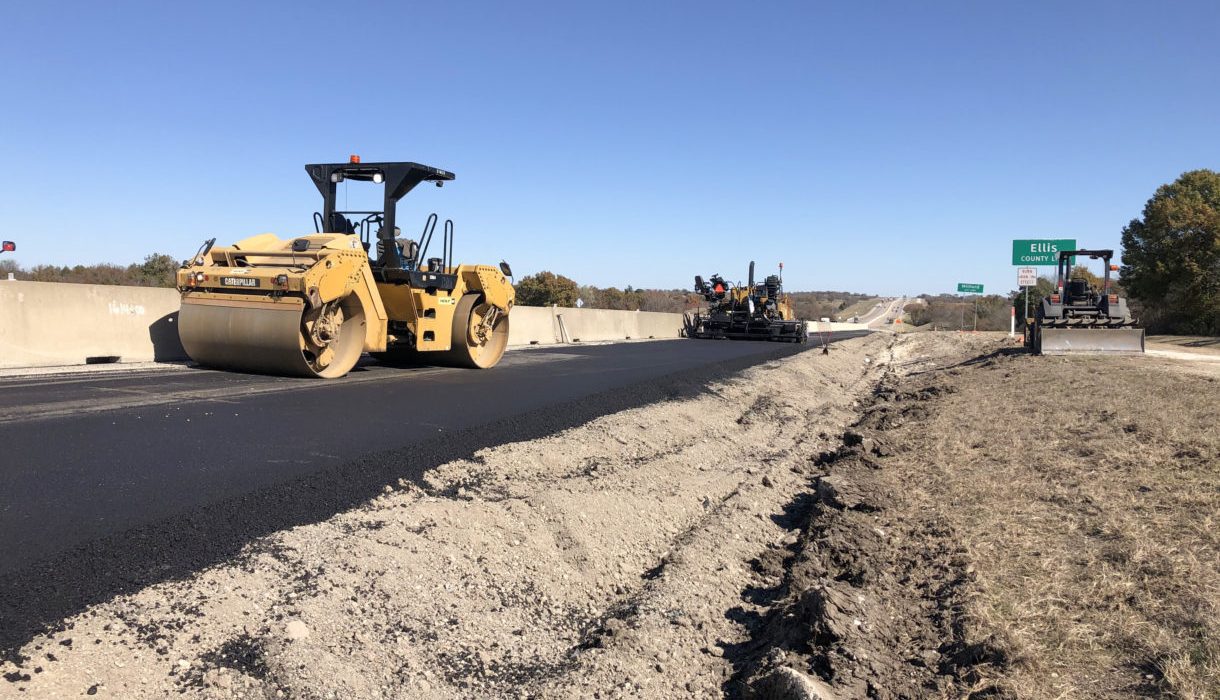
[330,173,344,183]
[275,274,288,286]
[349,154,360,164]
[372,172,384,184]
[1,241,14,252]
[195,272,205,282]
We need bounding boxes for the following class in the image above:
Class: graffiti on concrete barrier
[108,301,147,316]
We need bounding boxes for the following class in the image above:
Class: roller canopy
[306,161,456,271]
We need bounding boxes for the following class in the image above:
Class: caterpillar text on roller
[176,158,515,378]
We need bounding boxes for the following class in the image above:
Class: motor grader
[684,261,806,342]
[1027,249,1144,355]
[176,158,514,378]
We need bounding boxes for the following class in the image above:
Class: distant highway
[858,297,907,327]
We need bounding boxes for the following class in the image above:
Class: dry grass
[895,348,1220,698]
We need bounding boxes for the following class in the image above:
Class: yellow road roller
[176,158,514,378]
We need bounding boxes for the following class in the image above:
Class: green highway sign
[957,283,984,294]
[1012,239,1076,266]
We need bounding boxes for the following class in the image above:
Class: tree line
[514,270,873,317]
[905,265,1107,332]
[0,254,180,288]
[0,255,873,319]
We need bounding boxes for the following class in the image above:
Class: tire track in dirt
[726,335,1004,699]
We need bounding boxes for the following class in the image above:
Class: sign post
[956,283,983,331]
[1012,240,1072,341]
[1016,267,1036,335]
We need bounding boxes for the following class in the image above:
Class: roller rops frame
[176,157,516,378]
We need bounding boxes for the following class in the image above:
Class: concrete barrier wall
[0,281,185,368]
[0,281,688,368]
[806,321,869,333]
[504,306,684,346]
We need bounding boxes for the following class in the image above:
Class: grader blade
[1038,327,1145,356]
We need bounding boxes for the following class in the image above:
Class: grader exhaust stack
[176,158,515,378]
[1029,249,1144,356]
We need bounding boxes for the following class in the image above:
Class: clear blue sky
[3,1,1217,296]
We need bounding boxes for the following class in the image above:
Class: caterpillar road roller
[684,261,806,342]
[1028,249,1144,355]
[176,158,515,378]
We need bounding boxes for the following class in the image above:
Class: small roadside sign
[1012,239,1076,266]
[1017,267,1037,286]
[957,283,984,294]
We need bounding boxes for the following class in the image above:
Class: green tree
[903,302,929,326]
[1068,265,1102,289]
[1121,169,1220,334]
[514,271,580,307]
[131,253,179,287]
[594,286,644,310]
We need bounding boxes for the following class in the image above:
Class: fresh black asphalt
[0,334,864,657]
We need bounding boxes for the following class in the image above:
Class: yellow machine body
[724,285,797,321]
[177,232,514,378]
[685,262,806,342]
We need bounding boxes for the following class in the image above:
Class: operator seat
[1067,278,1089,302]
[375,228,419,269]
[328,212,355,234]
